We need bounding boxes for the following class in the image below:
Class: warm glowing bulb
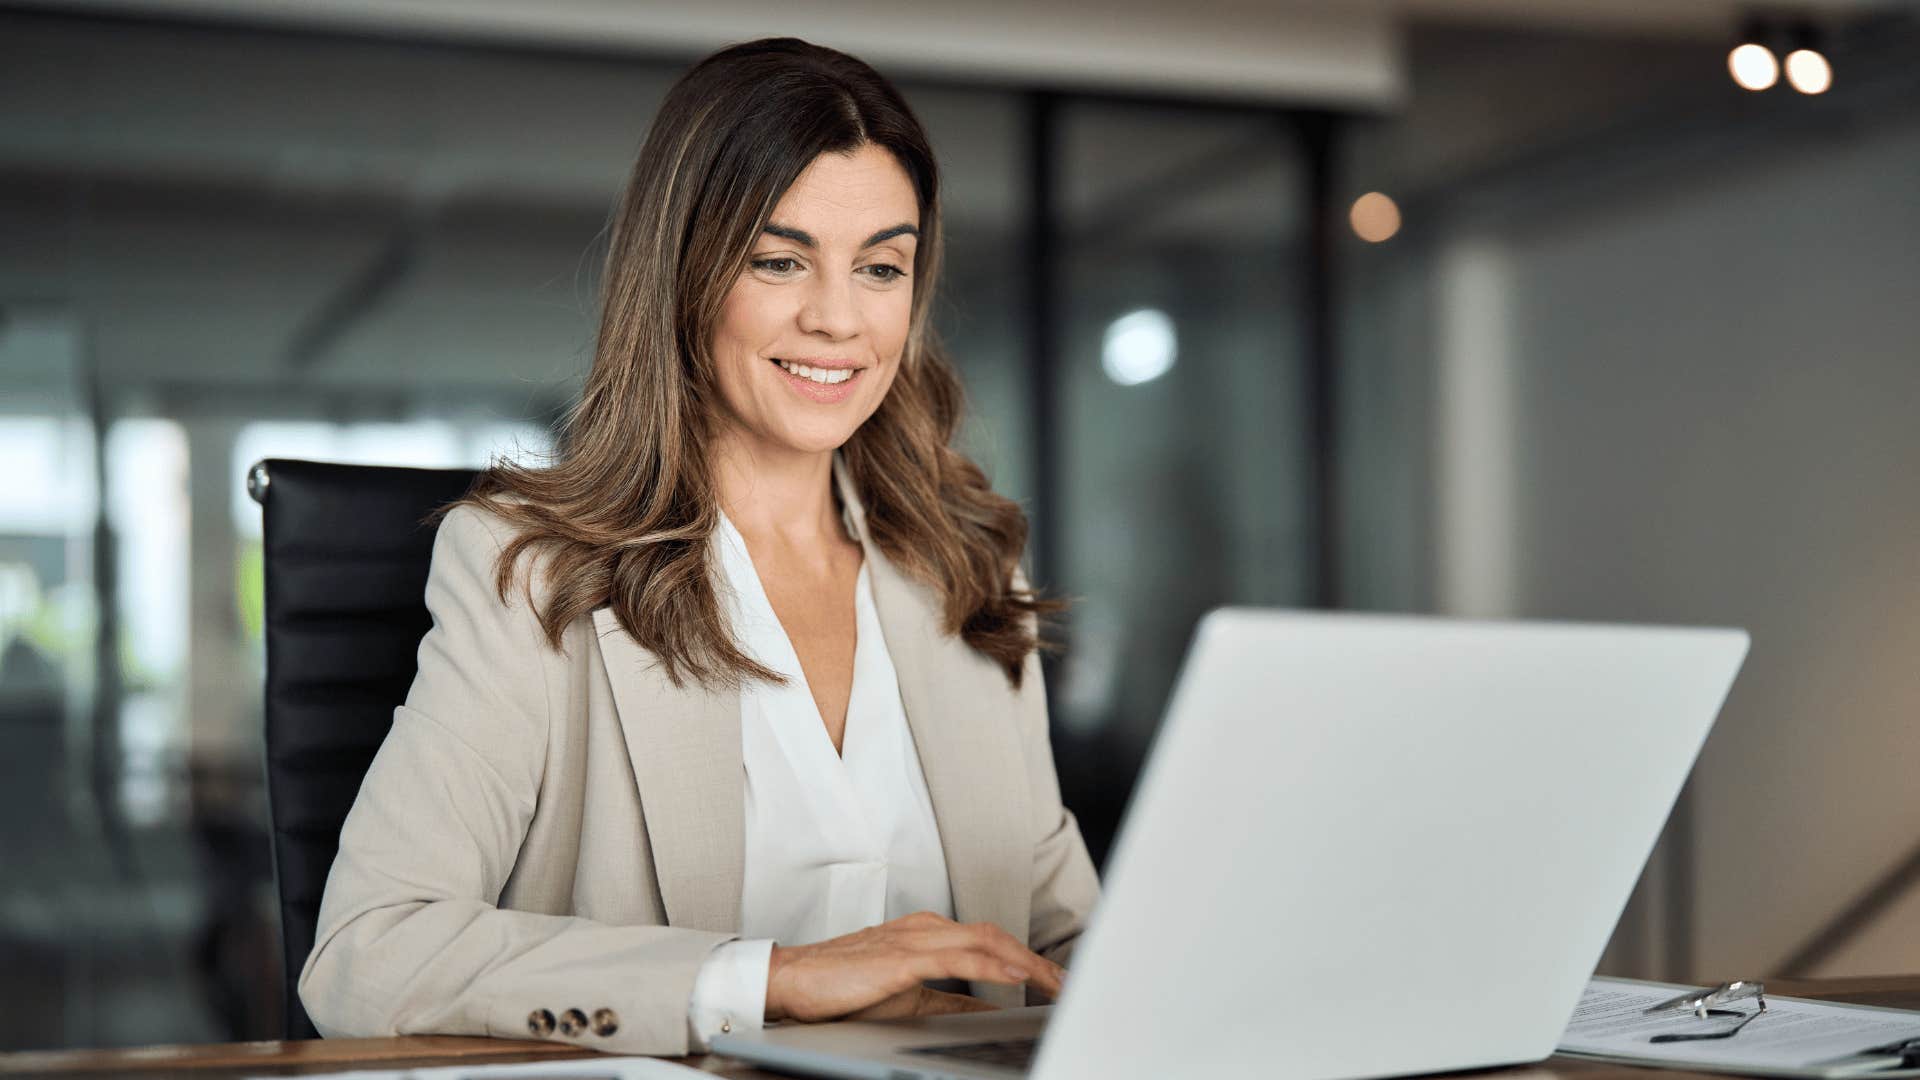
[1785,49,1832,94]
[1349,192,1401,243]
[1728,42,1780,91]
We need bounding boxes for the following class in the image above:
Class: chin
[767,419,861,457]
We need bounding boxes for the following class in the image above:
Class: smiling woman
[295,36,1098,1060]
[713,146,918,443]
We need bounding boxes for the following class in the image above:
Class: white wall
[1432,110,1920,977]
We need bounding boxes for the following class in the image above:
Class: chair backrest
[253,457,480,1040]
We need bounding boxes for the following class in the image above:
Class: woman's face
[709,143,920,460]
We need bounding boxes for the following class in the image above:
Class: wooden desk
[4,976,1914,1080]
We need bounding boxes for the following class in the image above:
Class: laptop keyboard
[905,1036,1040,1071]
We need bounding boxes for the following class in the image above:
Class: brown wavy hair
[456,36,1056,690]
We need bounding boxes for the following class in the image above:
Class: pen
[1817,1036,1920,1077]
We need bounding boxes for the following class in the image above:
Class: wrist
[765,944,790,1022]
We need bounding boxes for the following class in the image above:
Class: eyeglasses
[1642,981,1769,1043]
[1854,1038,1920,1068]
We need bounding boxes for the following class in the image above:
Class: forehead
[769,146,919,231]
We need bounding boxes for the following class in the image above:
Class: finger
[887,922,1062,995]
[911,947,1035,987]
[910,924,1062,996]
[915,989,1001,1016]
[844,986,925,1022]
[984,924,1068,990]
[960,923,1067,998]
[895,910,953,930]
[1027,974,1064,1002]
[904,922,1051,978]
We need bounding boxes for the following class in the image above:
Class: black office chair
[250,458,479,1039]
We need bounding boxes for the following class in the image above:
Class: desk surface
[4,976,1916,1080]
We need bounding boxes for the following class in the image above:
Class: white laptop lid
[1035,609,1748,1080]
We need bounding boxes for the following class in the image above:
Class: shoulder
[430,500,565,617]
[436,501,510,553]
[415,502,591,724]
[427,502,514,594]
[436,500,519,559]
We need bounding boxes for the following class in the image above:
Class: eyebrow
[761,222,920,250]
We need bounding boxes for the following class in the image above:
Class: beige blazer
[298,458,1101,1057]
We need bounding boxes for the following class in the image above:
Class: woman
[297,36,1100,1057]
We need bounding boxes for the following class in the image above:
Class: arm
[297,505,735,1056]
[1012,574,1102,971]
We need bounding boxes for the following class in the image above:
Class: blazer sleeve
[1012,570,1102,971]
[297,504,734,1056]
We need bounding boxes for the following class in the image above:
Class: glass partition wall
[1046,101,1316,863]
[0,10,1330,1048]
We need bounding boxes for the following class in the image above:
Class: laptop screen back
[1034,609,1748,1080]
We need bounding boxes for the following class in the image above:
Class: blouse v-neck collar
[711,507,873,765]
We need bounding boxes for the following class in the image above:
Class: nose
[796,270,861,340]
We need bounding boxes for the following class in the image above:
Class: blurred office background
[3,0,1918,1051]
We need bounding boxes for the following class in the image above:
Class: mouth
[770,358,862,385]
[768,357,866,402]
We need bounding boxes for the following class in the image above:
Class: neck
[710,429,844,546]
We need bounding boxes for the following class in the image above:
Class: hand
[764,910,1068,1023]
[845,985,1003,1021]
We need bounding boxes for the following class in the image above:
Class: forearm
[301,893,733,1055]
[1028,803,1098,966]
[1014,637,1101,969]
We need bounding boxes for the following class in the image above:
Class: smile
[773,358,859,385]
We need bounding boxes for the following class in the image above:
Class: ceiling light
[1729,42,1780,91]
[1784,23,1833,95]
[1785,49,1832,94]
[1349,192,1401,243]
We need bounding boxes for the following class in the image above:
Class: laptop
[714,608,1750,1080]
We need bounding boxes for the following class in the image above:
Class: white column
[1433,236,1518,618]
[184,418,254,769]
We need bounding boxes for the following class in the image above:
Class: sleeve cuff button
[592,1007,619,1037]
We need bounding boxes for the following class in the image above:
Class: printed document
[1562,978,1920,1077]
[246,1056,709,1080]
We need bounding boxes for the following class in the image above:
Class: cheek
[869,292,914,360]
[716,282,779,349]
[713,283,785,386]
[866,364,903,409]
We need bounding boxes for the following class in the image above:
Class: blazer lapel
[834,457,1034,1007]
[592,606,744,934]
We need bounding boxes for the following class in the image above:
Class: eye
[863,263,907,283]
[750,257,800,275]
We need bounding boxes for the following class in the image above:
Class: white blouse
[683,505,955,1049]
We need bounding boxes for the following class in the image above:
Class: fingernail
[1006,965,1028,980]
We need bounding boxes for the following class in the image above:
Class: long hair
[458,36,1056,689]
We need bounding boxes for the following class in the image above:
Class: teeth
[777,360,854,385]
